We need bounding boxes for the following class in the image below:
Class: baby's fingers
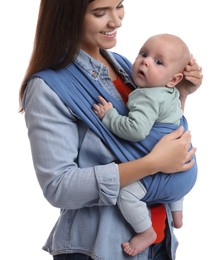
[98,95,108,105]
[93,103,100,113]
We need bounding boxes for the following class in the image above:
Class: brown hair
[19,0,94,111]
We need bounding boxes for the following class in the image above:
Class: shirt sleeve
[23,78,120,209]
[102,89,159,142]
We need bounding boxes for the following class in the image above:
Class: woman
[19,1,202,259]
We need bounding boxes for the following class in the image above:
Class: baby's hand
[93,96,113,119]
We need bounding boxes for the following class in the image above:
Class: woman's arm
[24,78,120,209]
[24,78,196,208]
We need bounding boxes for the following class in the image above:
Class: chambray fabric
[23,50,179,259]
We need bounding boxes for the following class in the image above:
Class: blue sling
[33,52,197,204]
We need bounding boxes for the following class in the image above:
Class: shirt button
[92,71,98,78]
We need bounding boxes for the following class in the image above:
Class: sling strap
[33,52,197,204]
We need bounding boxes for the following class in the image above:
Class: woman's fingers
[149,127,196,174]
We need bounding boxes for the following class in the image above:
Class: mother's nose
[108,12,122,28]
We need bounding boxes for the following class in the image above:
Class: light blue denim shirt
[23,50,178,259]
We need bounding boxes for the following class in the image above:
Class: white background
[1,0,221,259]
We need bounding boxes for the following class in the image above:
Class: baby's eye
[140,52,147,58]
[155,59,163,65]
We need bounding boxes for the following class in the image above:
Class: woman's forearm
[118,156,156,188]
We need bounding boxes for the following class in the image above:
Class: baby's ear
[166,73,183,88]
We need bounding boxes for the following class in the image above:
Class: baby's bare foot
[121,227,157,256]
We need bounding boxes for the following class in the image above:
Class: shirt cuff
[95,163,120,206]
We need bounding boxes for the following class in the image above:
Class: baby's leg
[171,211,183,229]
[118,181,156,256]
[169,198,184,228]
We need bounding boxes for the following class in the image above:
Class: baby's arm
[93,96,113,119]
[93,92,157,142]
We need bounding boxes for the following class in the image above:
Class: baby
[93,33,192,256]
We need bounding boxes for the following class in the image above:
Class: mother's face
[80,0,125,57]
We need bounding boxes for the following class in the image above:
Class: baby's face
[132,36,183,88]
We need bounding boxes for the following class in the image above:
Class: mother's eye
[93,11,105,17]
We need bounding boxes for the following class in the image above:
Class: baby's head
[133,33,191,88]
[148,33,191,73]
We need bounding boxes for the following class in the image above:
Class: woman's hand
[148,126,196,174]
[118,126,196,188]
[176,56,203,110]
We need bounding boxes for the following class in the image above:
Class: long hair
[19,0,94,111]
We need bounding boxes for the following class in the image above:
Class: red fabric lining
[113,76,166,244]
